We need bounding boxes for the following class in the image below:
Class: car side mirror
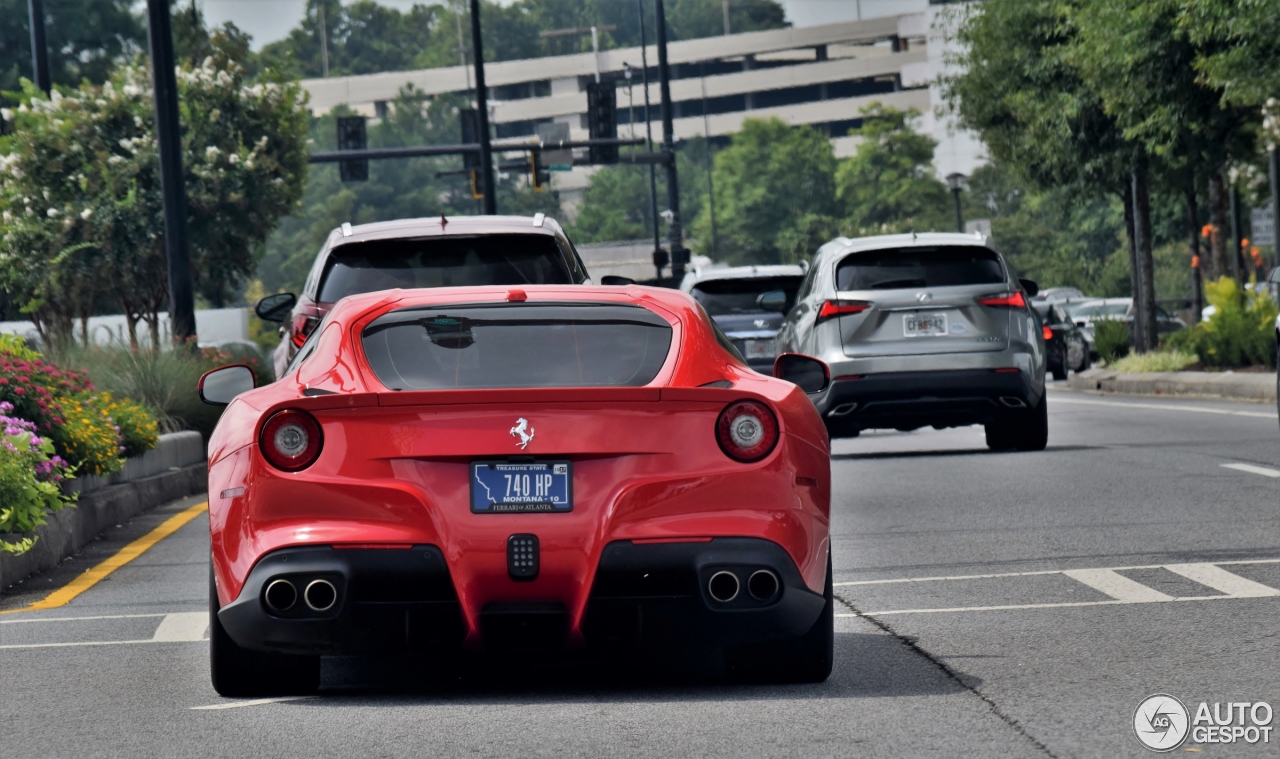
[1019,279,1040,297]
[255,293,296,323]
[600,275,636,286]
[199,364,256,406]
[773,353,829,395]
[757,290,788,313]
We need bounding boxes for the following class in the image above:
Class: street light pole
[1271,148,1280,270]
[145,0,196,343]
[638,0,663,279]
[468,0,496,215]
[946,172,967,234]
[655,0,687,280]
[27,0,51,93]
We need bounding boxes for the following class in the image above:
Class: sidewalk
[1065,368,1277,403]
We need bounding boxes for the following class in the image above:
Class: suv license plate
[904,313,948,337]
[744,338,776,360]
[471,461,572,514]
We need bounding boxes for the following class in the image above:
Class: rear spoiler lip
[259,386,761,415]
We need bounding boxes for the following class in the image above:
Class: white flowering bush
[0,55,308,346]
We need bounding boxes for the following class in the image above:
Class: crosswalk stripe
[1163,564,1280,598]
[151,612,209,642]
[1059,569,1174,602]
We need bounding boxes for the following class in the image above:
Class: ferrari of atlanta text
[199,285,833,696]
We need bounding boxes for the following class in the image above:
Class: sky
[198,0,930,50]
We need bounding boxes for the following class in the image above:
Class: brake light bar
[978,291,1027,309]
[817,300,872,322]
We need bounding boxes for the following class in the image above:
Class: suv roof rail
[532,213,546,228]
[340,222,353,238]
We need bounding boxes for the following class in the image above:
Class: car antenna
[440,213,448,230]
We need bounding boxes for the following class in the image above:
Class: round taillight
[259,410,323,472]
[716,400,779,463]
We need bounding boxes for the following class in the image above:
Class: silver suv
[776,233,1048,451]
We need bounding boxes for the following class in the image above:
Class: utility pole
[701,61,718,259]
[638,0,663,279]
[1271,148,1280,270]
[722,0,731,35]
[145,0,196,343]
[27,0,51,93]
[468,0,496,214]
[655,0,688,280]
[318,2,330,78]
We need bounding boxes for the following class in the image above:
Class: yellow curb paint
[0,501,207,616]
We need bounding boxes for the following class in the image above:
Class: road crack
[835,592,1059,759]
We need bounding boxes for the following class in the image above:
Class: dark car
[1033,301,1090,380]
[257,215,591,377]
[680,265,807,372]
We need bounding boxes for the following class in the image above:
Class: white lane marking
[1062,568,1173,602]
[836,557,1280,587]
[0,613,167,625]
[191,696,315,711]
[1051,396,1277,419]
[1222,463,1280,478]
[0,639,160,650]
[850,595,1239,617]
[151,612,209,642]
[1164,563,1280,598]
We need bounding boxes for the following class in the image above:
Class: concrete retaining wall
[0,432,208,593]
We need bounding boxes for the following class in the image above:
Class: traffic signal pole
[655,0,688,280]
[26,0,51,93]
[468,0,496,215]
[145,0,196,343]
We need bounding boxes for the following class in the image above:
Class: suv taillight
[715,400,779,463]
[260,410,323,472]
[817,300,872,323]
[291,315,321,348]
[978,291,1027,309]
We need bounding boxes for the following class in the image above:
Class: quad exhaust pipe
[707,571,740,603]
[747,570,780,601]
[707,569,780,603]
[304,579,338,612]
[263,579,297,613]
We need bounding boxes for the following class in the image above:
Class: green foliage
[0,0,142,93]
[58,392,125,477]
[1178,0,1280,109]
[0,54,310,345]
[689,118,837,265]
[0,400,76,555]
[1108,349,1197,373]
[1094,318,1132,365]
[1170,277,1278,368]
[836,104,951,234]
[96,391,159,459]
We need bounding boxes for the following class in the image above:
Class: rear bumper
[219,538,825,655]
[814,369,1039,435]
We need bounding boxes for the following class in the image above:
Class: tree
[689,118,836,265]
[836,103,951,235]
[0,55,309,346]
[0,0,143,94]
[1179,0,1280,109]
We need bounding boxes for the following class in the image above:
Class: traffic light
[336,116,368,182]
[530,151,550,193]
[585,81,618,165]
[460,108,484,198]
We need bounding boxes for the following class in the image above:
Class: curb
[1065,368,1277,403]
[0,432,208,593]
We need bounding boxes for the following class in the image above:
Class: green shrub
[1094,318,1131,364]
[58,393,126,477]
[0,401,77,554]
[98,392,160,459]
[0,334,42,362]
[1176,277,1278,369]
[1108,349,1198,373]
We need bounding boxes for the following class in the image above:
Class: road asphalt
[3,385,1278,758]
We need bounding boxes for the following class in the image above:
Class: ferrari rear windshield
[319,235,574,303]
[361,303,673,390]
[836,246,1005,291]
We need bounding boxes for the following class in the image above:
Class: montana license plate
[471,461,572,514]
[903,313,948,337]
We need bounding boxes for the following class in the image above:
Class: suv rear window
[362,303,672,390]
[836,246,1005,291]
[319,234,573,303]
[691,276,803,316]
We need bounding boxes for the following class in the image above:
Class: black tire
[726,555,833,684]
[1051,360,1068,382]
[985,393,1048,452]
[1074,342,1091,372]
[210,565,320,698]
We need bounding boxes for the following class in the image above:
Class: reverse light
[716,400,780,463]
[978,291,1027,309]
[260,409,323,472]
[1042,325,1054,341]
[817,300,872,323]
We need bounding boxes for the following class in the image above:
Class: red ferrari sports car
[199,284,833,696]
